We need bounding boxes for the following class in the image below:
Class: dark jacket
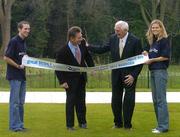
[55,41,94,84]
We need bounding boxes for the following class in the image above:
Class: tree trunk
[0,10,11,55]
[0,0,15,56]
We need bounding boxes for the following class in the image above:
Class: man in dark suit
[55,26,94,131]
[87,20,143,129]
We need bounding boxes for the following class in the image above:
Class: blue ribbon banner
[22,55,149,72]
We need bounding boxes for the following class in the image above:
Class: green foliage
[46,0,68,57]
[171,35,180,63]
[11,0,50,57]
[6,0,179,60]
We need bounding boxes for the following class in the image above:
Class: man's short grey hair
[115,21,129,32]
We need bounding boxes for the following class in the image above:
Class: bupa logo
[67,66,72,70]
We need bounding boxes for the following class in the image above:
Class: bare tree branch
[159,0,167,21]
[151,0,158,19]
[144,6,152,21]
[138,0,150,27]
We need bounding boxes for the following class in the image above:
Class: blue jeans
[150,69,169,131]
[9,80,26,130]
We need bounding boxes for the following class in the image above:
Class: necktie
[119,39,124,58]
[75,47,81,64]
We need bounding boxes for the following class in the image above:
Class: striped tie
[75,47,81,64]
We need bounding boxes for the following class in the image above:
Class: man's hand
[4,56,25,69]
[142,51,148,56]
[18,64,25,69]
[124,75,134,86]
[82,38,89,47]
[61,82,69,89]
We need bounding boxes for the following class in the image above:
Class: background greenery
[0,0,179,62]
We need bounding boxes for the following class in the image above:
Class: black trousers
[111,71,137,128]
[65,76,86,127]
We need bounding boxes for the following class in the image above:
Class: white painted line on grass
[0,92,180,103]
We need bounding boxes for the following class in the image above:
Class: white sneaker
[152,129,161,133]
[152,128,157,131]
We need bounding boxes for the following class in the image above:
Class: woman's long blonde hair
[146,19,168,45]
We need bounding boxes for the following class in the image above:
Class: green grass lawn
[0,104,180,137]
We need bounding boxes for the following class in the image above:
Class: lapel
[78,44,83,64]
[114,36,120,56]
[121,33,132,58]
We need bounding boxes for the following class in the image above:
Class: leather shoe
[112,125,123,129]
[79,123,87,129]
[67,127,75,131]
[124,127,132,131]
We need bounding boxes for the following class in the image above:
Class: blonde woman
[143,19,170,133]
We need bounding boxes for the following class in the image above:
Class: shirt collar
[120,32,129,43]
[68,41,79,49]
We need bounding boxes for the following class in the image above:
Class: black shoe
[124,127,132,131]
[112,125,123,129]
[79,123,87,129]
[67,127,76,131]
